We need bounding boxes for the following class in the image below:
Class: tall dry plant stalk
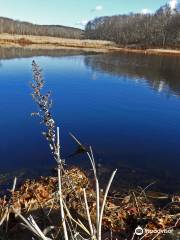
[30,60,117,240]
[31,61,68,240]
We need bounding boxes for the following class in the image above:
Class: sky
[0,0,170,28]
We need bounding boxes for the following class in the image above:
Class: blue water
[0,49,180,192]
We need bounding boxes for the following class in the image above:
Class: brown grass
[0,34,180,56]
[0,33,117,50]
[0,168,179,239]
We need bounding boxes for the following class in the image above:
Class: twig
[132,191,140,216]
[57,127,69,240]
[139,181,156,197]
[63,200,91,236]
[98,169,117,240]
[83,188,95,239]
[11,177,17,193]
[87,147,100,239]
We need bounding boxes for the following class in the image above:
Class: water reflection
[1,47,180,97]
[84,53,180,96]
[0,46,89,59]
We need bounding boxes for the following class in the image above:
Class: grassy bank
[0,33,118,53]
[0,34,180,56]
[0,167,179,240]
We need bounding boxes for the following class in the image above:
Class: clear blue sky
[0,0,168,28]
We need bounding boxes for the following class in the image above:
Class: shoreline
[0,33,180,56]
[0,167,179,239]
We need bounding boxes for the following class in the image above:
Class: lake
[0,47,180,193]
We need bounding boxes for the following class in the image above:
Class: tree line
[85,6,180,49]
[0,17,83,39]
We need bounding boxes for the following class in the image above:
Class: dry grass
[146,49,180,56]
[1,34,180,55]
[0,168,179,239]
[0,33,118,51]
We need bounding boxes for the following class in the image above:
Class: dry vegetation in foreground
[0,168,179,240]
[1,34,180,55]
[0,61,179,240]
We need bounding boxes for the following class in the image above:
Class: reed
[30,61,117,239]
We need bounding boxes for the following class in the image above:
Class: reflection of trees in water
[84,53,180,95]
[1,47,180,95]
[0,47,90,60]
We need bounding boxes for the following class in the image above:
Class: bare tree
[0,17,83,39]
[85,10,180,49]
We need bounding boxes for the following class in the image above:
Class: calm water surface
[0,47,180,193]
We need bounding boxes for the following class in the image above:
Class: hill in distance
[0,17,84,39]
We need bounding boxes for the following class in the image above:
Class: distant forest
[0,17,83,39]
[1,6,180,49]
[85,6,180,49]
